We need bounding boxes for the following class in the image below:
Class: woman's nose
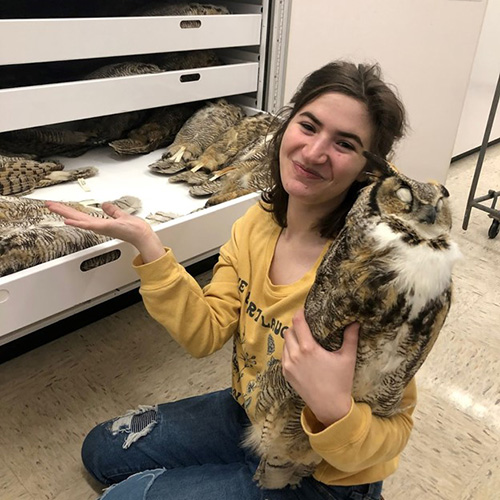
[303,137,328,164]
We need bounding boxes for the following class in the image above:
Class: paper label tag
[78,178,91,192]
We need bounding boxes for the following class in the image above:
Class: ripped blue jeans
[82,389,383,500]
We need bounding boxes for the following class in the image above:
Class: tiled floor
[0,144,499,500]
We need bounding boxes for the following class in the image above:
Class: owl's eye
[436,198,443,211]
[396,187,412,203]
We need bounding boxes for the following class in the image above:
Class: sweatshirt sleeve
[301,378,416,473]
[132,216,243,358]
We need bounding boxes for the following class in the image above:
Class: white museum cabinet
[0,0,488,344]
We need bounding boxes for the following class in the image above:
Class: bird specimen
[148,99,245,174]
[188,121,279,205]
[0,195,141,277]
[82,61,163,80]
[168,169,211,185]
[0,127,100,158]
[0,154,98,196]
[245,152,462,489]
[131,2,230,16]
[109,102,201,155]
[152,50,221,72]
[188,112,274,173]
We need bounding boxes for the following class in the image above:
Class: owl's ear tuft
[362,151,398,180]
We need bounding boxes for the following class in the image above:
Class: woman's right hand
[45,201,166,263]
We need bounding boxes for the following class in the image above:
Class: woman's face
[279,92,373,213]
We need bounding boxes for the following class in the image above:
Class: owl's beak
[419,205,437,224]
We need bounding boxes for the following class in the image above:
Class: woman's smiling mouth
[293,161,325,180]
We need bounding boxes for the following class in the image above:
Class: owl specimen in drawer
[188,112,275,174]
[245,152,462,489]
[187,124,279,205]
[131,2,230,16]
[149,99,245,174]
[0,195,140,277]
[109,102,201,155]
[0,154,98,196]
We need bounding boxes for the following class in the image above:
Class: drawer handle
[180,20,202,29]
[0,289,9,304]
[80,249,121,272]
[180,73,201,83]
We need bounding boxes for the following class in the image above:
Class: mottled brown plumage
[0,154,98,196]
[189,112,274,173]
[0,195,141,277]
[109,102,200,155]
[148,99,244,174]
[246,154,462,489]
[131,2,230,16]
[0,127,100,158]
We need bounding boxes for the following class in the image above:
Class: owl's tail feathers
[148,155,189,175]
[109,137,150,155]
[109,126,172,155]
[253,456,317,490]
[168,170,211,185]
[205,188,254,208]
[189,177,224,197]
[36,166,99,189]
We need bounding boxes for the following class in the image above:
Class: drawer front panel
[0,15,262,65]
[0,62,259,131]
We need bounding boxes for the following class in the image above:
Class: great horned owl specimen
[245,153,462,489]
[148,99,244,174]
[189,112,274,173]
[192,122,279,205]
[0,195,140,277]
[0,154,98,196]
[131,2,230,16]
[109,102,200,155]
[0,127,100,158]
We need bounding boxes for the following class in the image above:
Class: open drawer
[0,172,259,343]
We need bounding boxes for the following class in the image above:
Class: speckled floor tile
[383,388,499,499]
[461,452,500,500]
[0,458,34,500]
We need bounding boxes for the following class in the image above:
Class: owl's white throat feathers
[370,222,462,318]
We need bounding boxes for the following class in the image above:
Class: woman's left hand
[282,308,359,427]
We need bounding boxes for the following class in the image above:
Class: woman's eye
[338,141,354,150]
[299,122,315,133]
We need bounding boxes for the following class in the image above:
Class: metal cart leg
[462,72,500,231]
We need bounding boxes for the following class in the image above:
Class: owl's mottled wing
[131,3,230,16]
[189,112,274,173]
[109,103,200,155]
[0,127,99,158]
[148,99,244,174]
[0,195,141,277]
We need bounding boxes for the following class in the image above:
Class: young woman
[46,61,414,500]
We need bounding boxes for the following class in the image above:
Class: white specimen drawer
[0,14,262,65]
[0,189,259,344]
[0,62,259,132]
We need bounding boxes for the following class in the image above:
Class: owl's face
[375,174,452,232]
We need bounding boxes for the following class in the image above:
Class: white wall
[452,0,500,157]
[281,0,488,183]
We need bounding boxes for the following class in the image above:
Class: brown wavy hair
[261,61,407,238]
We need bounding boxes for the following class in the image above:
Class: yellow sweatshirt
[133,201,416,486]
